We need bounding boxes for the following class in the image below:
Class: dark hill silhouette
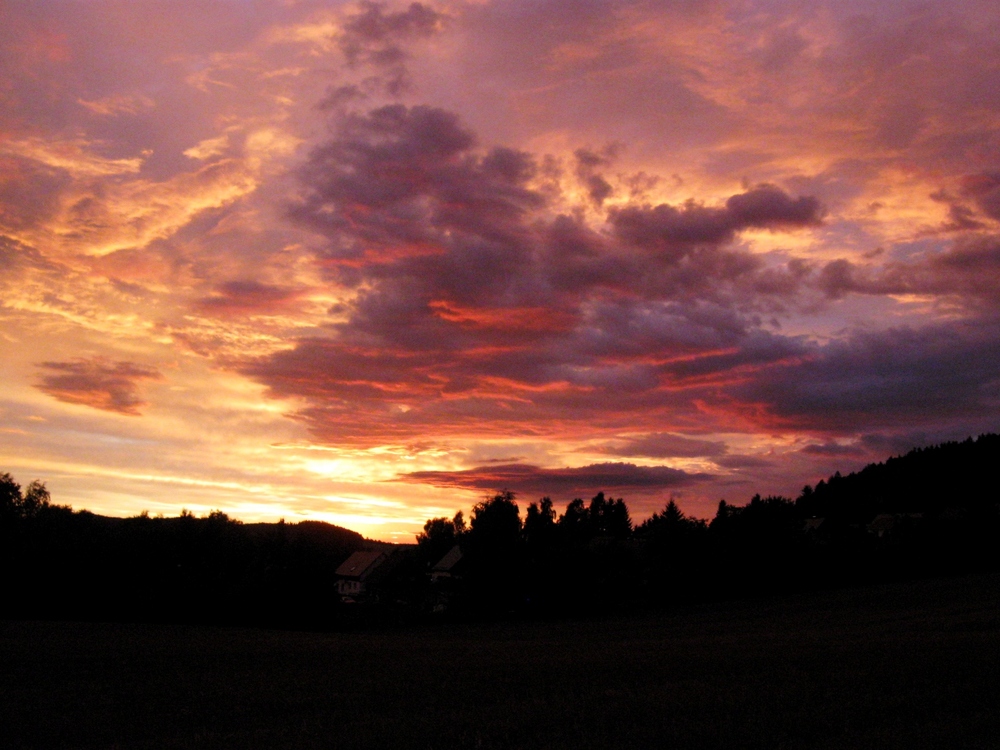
[796,433,1000,522]
[417,434,1000,613]
[1,473,368,627]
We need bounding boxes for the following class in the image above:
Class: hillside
[0,488,367,627]
[797,433,1000,521]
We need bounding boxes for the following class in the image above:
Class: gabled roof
[431,545,463,572]
[335,549,388,580]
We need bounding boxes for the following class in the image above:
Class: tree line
[415,434,1000,613]
[2,433,999,625]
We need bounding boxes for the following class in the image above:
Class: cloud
[337,1,446,95]
[293,104,540,260]
[712,454,775,469]
[237,102,833,444]
[400,461,714,498]
[959,173,1000,222]
[595,432,728,459]
[35,358,162,415]
[798,441,866,457]
[855,427,994,457]
[6,0,1000,538]
[77,94,155,117]
[0,153,70,234]
[574,147,618,206]
[609,184,822,257]
[0,137,142,178]
[816,235,1000,310]
[731,322,1000,431]
[0,140,259,258]
[340,2,444,66]
[196,281,304,316]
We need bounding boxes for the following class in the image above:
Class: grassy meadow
[2,573,999,749]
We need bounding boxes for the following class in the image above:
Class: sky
[2,0,1000,541]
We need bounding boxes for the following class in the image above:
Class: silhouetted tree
[523,497,556,547]
[7,431,1000,626]
[0,472,21,525]
[588,492,632,538]
[638,500,696,536]
[467,490,521,556]
[635,499,709,600]
[20,481,51,518]
[462,490,522,609]
[417,511,465,563]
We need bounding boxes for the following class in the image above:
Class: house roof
[335,549,388,580]
[431,545,463,572]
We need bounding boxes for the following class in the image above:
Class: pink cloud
[35,358,162,416]
[196,281,305,316]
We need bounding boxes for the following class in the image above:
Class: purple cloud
[400,461,714,498]
[732,322,1000,431]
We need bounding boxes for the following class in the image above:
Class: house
[802,517,826,533]
[334,544,420,603]
[867,512,923,538]
[429,545,464,582]
[334,548,390,601]
[426,545,467,612]
[868,513,896,537]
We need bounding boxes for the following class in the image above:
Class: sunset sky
[3,0,1000,540]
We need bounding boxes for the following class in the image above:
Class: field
[2,574,1000,749]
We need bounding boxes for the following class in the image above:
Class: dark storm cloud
[662,328,809,380]
[294,104,818,308]
[799,441,866,457]
[274,100,997,460]
[35,358,162,415]
[958,172,1000,222]
[293,104,541,264]
[250,103,833,443]
[339,2,444,66]
[817,235,1000,308]
[609,184,822,257]
[337,2,445,95]
[400,461,714,497]
[732,323,1000,431]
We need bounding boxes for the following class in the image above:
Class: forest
[2,434,999,626]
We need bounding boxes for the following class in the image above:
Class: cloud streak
[35,358,162,416]
[401,461,714,498]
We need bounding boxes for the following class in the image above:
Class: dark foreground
[2,574,1000,750]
